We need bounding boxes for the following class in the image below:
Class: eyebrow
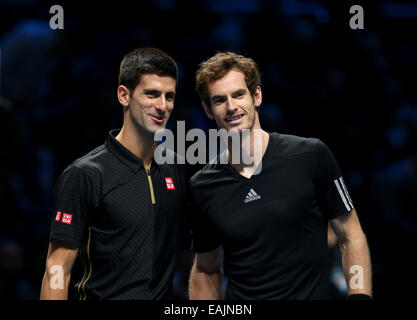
[143,89,176,95]
[211,88,247,101]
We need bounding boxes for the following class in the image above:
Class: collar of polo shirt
[106,129,162,173]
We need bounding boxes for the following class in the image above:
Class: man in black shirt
[40,48,187,299]
[188,52,372,299]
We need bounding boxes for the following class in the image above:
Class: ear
[117,85,130,107]
[253,86,262,108]
[202,101,214,120]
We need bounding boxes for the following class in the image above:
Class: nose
[154,96,167,114]
[225,96,237,114]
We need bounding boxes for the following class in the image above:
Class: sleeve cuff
[348,294,373,300]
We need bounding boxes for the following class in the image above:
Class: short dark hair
[196,52,261,106]
[118,48,178,93]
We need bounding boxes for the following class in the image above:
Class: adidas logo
[244,188,261,203]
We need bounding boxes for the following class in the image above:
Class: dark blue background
[0,0,416,299]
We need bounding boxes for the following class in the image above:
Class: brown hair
[196,52,261,106]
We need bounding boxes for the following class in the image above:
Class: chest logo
[165,177,175,190]
[244,188,261,203]
[61,213,73,224]
[55,211,73,224]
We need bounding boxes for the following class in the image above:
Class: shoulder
[270,132,321,158]
[61,144,110,181]
[189,159,225,190]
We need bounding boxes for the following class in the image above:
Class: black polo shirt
[49,129,187,300]
[189,132,354,300]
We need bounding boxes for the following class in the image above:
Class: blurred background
[0,0,416,300]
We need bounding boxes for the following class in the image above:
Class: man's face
[125,74,176,135]
[203,69,261,132]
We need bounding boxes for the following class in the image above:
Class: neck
[116,122,156,169]
[227,126,269,175]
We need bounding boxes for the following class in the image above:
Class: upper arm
[315,140,355,220]
[45,240,79,274]
[50,165,94,247]
[329,208,365,244]
[193,247,222,275]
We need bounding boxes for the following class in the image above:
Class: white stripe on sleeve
[334,178,352,211]
[339,177,354,209]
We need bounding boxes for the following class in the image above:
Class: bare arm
[329,208,372,297]
[40,240,79,300]
[188,248,223,300]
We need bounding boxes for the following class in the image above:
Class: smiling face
[203,69,262,133]
[118,74,176,136]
